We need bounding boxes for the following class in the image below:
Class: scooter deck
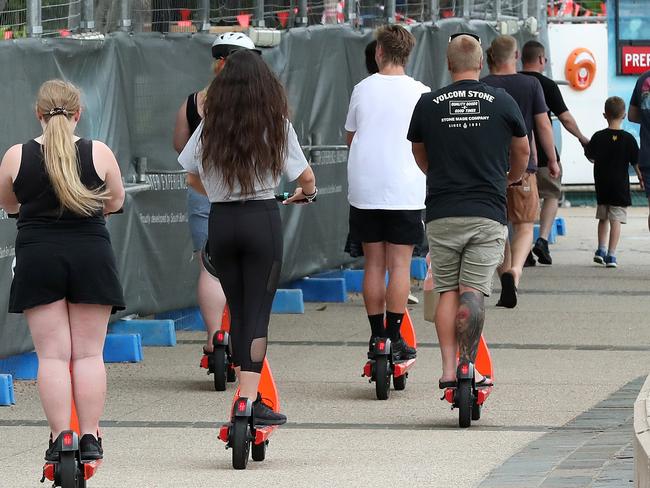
[393,358,416,378]
[444,385,493,406]
[42,459,102,482]
[219,423,279,446]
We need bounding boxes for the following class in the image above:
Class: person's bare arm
[634,165,645,190]
[411,142,428,175]
[0,144,21,214]
[173,100,191,154]
[629,105,642,124]
[284,166,316,204]
[508,135,530,185]
[92,141,125,214]
[557,111,589,146]
[346,131,355,147]
[534,112,560,178]
[186,173,207,195]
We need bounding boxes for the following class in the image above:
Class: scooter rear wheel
[226,363,237,383]
[58,451,77,488]
[231,417,250,470]
[375,356,391,400]
[213,347,228,392]
[393,373,407,391]
[76,469,87,488]
[251,440,267,462]
[457,379,473,428]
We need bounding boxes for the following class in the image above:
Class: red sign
[621,45,650,75]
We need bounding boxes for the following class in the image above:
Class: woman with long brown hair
[0,80,125,461]
[179,49,316,425]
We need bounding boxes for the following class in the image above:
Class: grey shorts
[426,217,507,296]
[537,163,562,200]
[596,205,627,223]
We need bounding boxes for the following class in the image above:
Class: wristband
[303,187,318,201]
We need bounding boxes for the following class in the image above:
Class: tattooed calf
[456,291,485,364]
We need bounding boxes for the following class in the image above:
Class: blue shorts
[187,187,210,252]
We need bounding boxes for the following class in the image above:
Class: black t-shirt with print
[585,128,639,207]
[520,70,568,167]
[407,79,528,225]
[630,70,650,167]
[482,73,548,172]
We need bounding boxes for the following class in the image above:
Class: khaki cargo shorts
[426,217,507,297]
[596,205,627,223]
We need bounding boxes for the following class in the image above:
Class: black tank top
[13,138,105,229]
[186,93,202,133]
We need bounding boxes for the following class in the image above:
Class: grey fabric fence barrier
[0,20,540,357]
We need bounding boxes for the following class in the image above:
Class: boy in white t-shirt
[345,25,430,359]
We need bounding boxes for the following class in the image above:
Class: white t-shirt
[345,73,430,210]
[178,121,308,202]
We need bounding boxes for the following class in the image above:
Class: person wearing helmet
[173,32,258,360]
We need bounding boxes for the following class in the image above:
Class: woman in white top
[345,25,430,358]
[179,50,316,425]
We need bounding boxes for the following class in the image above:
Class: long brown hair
[36,80,107,216]
[201,50,288,197]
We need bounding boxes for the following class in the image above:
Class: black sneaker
[79,434,103,461]
[524,251,536,267]
[391,338,416,360]
[253,395,287,426]
[532,238,552,265]
[44,435,58,462]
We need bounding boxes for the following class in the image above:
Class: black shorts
[9,224,125,314]
[349,206,424,245]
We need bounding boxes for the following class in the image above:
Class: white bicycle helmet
[211,32,260,59]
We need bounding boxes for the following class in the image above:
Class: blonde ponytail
[36,80,108,216]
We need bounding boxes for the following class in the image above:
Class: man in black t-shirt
[629,69,650,231]
[482,35,559,309]
[408,34,529,390]
[520,40,590,265]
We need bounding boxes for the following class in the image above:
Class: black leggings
[208,199,283,373]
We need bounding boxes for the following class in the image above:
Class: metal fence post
[200,0,210,31]
[81,0,95,31]
[386,0,396,23]
[346,0,356,25]
[430,0,439,22]
[520,0,528,20]
[255,0,266,27]
[462,0,470,19]
[26,0,43,37]
[495,0,501,22]
[297,0,308,26]
[119,0,132,31]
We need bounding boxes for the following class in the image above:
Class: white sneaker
[407,293,419,305]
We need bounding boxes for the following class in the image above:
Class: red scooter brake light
[237,400,246,412]
[378,342,385,352]
[63,433,73,447]
[460,364,469,375]
[217,332,224,342]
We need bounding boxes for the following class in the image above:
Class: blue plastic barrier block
[555,217,567,236]
[271,289,305,314]
[155,307,205,331]
[289,278,347,302]
[103,334,143,363]
[343,269,364,293]
[411,257,428,280]
[533,224,557,244]
[0,375,15,406]
[0,352,38,380]
[109,319,176,347]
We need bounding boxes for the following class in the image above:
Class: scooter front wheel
[231,417,251,470]
[251,440,267,462]
[457,379,473,428]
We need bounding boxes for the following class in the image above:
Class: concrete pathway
[0,207,649,487]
